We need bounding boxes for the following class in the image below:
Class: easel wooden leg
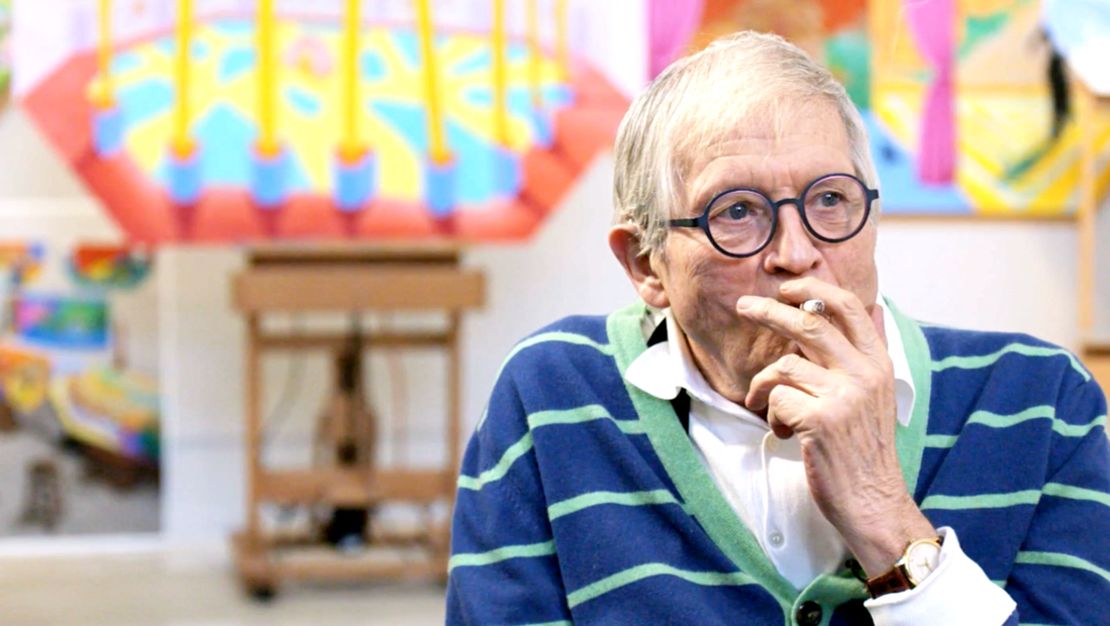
[236,312,276,598]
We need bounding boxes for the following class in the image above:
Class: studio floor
[0,551,446,625]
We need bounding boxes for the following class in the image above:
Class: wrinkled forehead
[671,95,845,185]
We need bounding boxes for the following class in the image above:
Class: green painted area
[959,12,1011,59]
[825,29,871,109]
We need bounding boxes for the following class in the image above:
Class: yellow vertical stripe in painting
[492,0,509,146]
[555,0,569,82]
[339,0,364,161]
[415,0,449,163]
[172,0,193,156]
[526,0,542,109]
[257,0,279,157]
[95,0,114,107]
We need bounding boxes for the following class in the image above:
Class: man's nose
[761,202,820,275]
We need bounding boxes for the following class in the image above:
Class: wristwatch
[865,536,943,598]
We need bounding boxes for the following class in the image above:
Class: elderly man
[446,32,1109,625]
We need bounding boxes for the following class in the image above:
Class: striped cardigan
[447,301,1110,625]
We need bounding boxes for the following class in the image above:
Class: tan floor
[0,552,447,626]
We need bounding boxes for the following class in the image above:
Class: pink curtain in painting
[649,0,706,80]
[903,0,956,184]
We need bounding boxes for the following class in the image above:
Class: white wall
[877,220,1082,349]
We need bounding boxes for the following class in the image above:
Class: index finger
[779,278,887,362]
[735,295,862,368]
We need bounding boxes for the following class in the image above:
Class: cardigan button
[795,600,822,626]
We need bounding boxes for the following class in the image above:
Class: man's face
[652,101,879,401]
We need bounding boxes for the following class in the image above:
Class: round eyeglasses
[667,173,879,258]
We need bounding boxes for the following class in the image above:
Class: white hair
[612,31,879,256]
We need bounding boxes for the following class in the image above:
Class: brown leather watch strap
[865,536,944,598]
[865,566,912,598]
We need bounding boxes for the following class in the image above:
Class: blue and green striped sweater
[447,301,1110,625]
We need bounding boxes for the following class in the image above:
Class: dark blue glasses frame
[667,172,880,259]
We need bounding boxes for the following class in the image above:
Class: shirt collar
[625,294,916,427]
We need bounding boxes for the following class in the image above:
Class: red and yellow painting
[681,0,1110,217]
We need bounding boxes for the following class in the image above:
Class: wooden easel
[230,244,484,599]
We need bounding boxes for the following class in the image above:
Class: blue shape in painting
[864,111,969,214]
[545,84,574,107]
[111,52,144,75]
[285,86,321,117]
[361,51,387,80]
[93,106,125,156]
[187,104,253,186]
[251,150,289,208]
[155,105,313,194]
[117,80,174,128]
[392,31,424,69]
[165,149,203,205]
[372,102,500,204]
[451,43,529,76]
[464,85,572,112]
[219,48,255,83]
[211,19,255,38]
[156,38,210,61]
[335,153,377,212]
[283,149,313,194]
[425,159,456,216]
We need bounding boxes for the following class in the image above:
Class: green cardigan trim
[605,301,797,612]
[885,296,932,499]
[604,298,935,616]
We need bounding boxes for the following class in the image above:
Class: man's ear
[608,224,669,309]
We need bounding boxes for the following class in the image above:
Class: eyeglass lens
[706,175,868,255]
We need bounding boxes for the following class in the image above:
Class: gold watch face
[904,539,942,585]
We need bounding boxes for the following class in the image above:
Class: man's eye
[819,192,843,207]
[726,203,751,219]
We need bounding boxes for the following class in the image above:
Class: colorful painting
[0,242,160,537]
[678,0,1110,217]
[69,244,153,290]
[12,293,110,350]
[52,364,160,463]
[871,0,1110,216]
[21,2,628,244]
[0,241,46,285]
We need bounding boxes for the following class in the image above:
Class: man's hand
[736,277,935,578]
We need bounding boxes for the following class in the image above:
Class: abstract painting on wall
[653,0,1110,217]
[18,0,628,244]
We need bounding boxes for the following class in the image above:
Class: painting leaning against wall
[0,243,161,538]
[663,0,1110,217]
